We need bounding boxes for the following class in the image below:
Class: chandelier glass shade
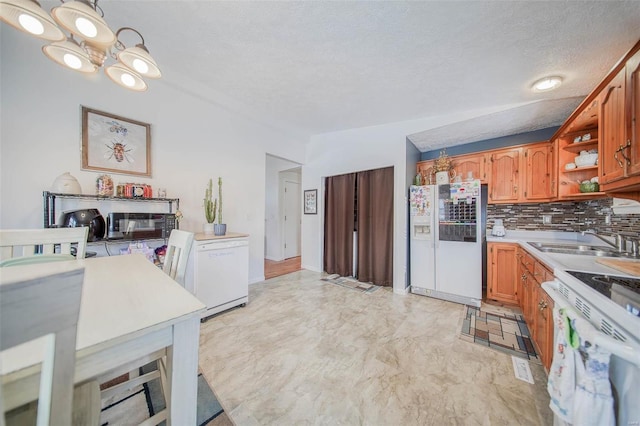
[0,0,161,91]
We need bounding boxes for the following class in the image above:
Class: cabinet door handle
[620,140,632,166]
[614,145,625,168]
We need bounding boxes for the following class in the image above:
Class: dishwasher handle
[197,239,248,251]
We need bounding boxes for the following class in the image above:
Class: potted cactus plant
[214,177,226,236]
[203,178,217,233]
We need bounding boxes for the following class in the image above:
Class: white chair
[0,228,89,263]
[162,229,194,285]
[0,263,85,426]
[98,229,195,425]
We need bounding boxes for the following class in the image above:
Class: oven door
[543,280,640,425]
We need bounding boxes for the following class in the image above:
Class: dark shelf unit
[43,191,180,229]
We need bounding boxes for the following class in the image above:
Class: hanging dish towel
[548,307,578,423]
[572,317,616,426]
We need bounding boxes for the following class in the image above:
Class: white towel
[571,317,616,426]
[548,307,576,423]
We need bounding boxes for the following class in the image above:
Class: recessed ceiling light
[532,76,563,92]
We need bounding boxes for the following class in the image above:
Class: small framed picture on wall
[304,189,317,214]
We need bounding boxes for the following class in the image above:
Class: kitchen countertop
[487,230,636,277]
[488,230,640,334]
[193,232,249,241]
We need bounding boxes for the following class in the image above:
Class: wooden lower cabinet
[516,248,526,308]
[487,243,518,303]
[534,284,555,372]
[507,246,556,371]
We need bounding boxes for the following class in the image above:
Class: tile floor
[199,270,552,425]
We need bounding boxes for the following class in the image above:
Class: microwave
[107,212,177,240]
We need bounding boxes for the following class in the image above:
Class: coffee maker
[491,219,505,237]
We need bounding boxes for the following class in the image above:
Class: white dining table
[0,254,206,424]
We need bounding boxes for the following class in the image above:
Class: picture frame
[304,189,317,215]
[81,106,151,177]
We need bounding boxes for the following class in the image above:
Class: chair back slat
[0,228,88,261]
[162,230,194,285]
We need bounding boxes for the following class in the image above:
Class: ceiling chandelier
[0,0,161,91]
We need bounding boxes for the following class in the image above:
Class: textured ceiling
[43,1,640,151]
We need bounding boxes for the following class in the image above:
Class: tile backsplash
[487,198,640,236]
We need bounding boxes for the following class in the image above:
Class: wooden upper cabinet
[413,140,553,203]
[627,49,640,177]
[489,141,554,203]
[451,152,489,184]
[489,147,521,203]
[524,142,555,201]
[599,68,627,185]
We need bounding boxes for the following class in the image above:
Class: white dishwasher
[185,235,249,320]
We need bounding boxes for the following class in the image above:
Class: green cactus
[204,178,217,223]
[217,177,223,224]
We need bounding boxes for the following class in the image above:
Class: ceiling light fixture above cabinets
[531,76,563,92]
[0,0,161,91]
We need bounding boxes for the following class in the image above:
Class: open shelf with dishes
[556,118,603,199]
[561,139,598,154]
[563,165,598,173]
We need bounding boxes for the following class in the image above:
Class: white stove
[545,273,640,426]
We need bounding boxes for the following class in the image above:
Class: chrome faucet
[582,230,625,252]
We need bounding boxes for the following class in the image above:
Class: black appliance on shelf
[107,212,177,240]
[59,208,106,242]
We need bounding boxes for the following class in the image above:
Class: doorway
[324,166,394,286]
[265,154,302,279]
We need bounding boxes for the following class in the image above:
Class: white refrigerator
[409,181,483,307]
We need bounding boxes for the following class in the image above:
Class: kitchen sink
[527,242,638,258]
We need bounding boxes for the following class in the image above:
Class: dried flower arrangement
[433,150,453,172]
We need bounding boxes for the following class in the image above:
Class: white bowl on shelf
[574,153,598,167]
[564,163,577,170]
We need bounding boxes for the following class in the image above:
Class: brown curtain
[356,166,394,286]
[324,173,356,277]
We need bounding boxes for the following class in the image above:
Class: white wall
[265,155,301,260]
[302,123,416,294]
[0,28,305,284]
[405,139,421,289]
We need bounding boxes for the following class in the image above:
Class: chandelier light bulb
[63,53,82,69]
[18,13,43,34]
[51,0,115,45]
[132,58,148,74]
[105,63,147,91]
[42,37,97,73]
[117,44,161,79]
[75,16,97,38]
[120,72,135,87]
[0,0,65,40]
